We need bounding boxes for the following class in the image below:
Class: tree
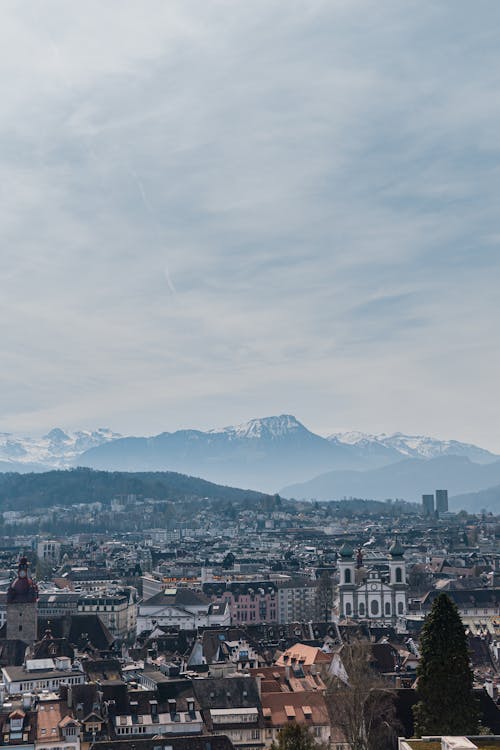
[327,642,399,750]
[316,570,333,622]
[270,722,317,750]
[413,592,479,736]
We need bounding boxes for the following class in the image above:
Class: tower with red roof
[6,556,39,645]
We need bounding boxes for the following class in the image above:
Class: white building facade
[337,540,407,623]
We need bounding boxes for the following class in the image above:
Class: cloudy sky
[1,1,500,449]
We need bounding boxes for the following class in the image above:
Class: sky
[1,1,500,449]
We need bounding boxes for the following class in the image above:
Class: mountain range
[0,416,498,500]
[281,455,500,508]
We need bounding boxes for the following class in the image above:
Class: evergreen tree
[413,592,478,736]
[270,722,317,750]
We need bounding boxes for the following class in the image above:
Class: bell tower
[6,556,39,645]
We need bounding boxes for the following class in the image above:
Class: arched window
[385,602,391,615]
[395,567,403,583]
[344,569,351,584]
[358,602,365,616]
[398,601,404,614]
[345,602,352,616]
[370,599,379,615]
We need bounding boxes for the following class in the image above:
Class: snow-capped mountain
[212,414,307,440]
[0,416,497,495]
[0,427,121,470]
[329,431,498,464]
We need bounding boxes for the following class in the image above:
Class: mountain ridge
[281,454,500,503]
[0,416,497,494]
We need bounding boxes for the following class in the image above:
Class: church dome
[339,541,354,558]
[7,556,38,604]
[389,539,405,558]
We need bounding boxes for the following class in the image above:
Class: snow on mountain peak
[329,430,497,462]
[219,414,305,440]
[0,427,123,468]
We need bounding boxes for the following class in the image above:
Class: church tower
[338,542,356,618]
[6,556,39,645]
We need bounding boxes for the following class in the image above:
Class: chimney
[22,693,32,710]
[254,675,261,698]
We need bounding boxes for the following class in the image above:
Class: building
[2,658,85,695]
[436,489,449,515]
[36,542,61,565]
[137,589,230,634]
[260,691,332,747]
[202,582,278,625]
[276,578,320,624]
[77,588,138,642]
[422,494,435,517]
[337,541,407,623]
[6,557,38,646]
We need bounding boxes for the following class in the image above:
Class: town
[0,486,499,750]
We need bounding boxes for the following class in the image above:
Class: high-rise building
[435,489,449,514]
[422,494,435,516]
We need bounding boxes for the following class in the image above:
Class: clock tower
[6,556,39,645]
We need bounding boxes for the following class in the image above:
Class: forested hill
[0,467,272,510]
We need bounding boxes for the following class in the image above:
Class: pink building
[202,581,278,624]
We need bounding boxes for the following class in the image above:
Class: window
[385,602,391,615]
[344,569,351,584]
[345,602,352,616]
[395,567,402,583]
[358,602,365,616]
[398,601,404,614]
[370,599,379,615]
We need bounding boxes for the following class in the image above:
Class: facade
[77,588,137,642]
[137,589,230,633]
[436,489,449,514]
[276,578,320,624]
[2,660,85,696]
[337,541,407,623]
[6,557,39,646]
[36,542,61,565]
[202,582,278,625]
[422,494,435,516]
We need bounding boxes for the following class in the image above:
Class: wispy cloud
[0,1,499,449]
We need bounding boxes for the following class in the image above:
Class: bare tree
[316,570,333,622]
[326,641,399,750]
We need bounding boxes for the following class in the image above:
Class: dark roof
[143,589,210,607]
[83,658,123,682]
[0,639,29,667]
[38,614,115,650]
[192,676,261,715]
[90,735,235,750]
[421,589,500,609]
[33,634,74,660]
[202,582,277,599]
[370,643,400,673]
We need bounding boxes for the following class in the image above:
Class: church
[337,539,407,623]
